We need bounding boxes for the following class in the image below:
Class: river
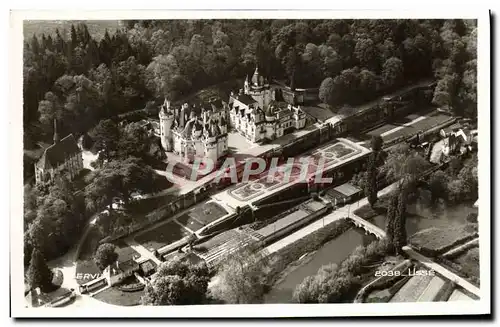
[264,227,377,303]
[264,190,477,303]
[371,191,477,236]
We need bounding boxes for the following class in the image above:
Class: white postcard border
[9,9,491,318]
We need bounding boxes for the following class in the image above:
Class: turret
[53,119,60,144]
[159,98,174,151]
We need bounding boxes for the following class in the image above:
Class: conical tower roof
[251,65,260,85]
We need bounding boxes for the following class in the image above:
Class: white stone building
[229,67,307,143]
[159,98,229,163]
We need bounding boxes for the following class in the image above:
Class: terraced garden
[134,220,190,252]
[409,224,478,256]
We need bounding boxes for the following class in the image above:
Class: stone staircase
[197,233,256,266]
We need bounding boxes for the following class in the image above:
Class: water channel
[264,191,477,303]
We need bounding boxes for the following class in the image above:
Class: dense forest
[24,19,477,152]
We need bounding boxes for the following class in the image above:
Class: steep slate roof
[36,134,80,170]
[236,94,257,106]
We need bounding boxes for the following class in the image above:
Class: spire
[53,119,60,144]
[251,64,261,86]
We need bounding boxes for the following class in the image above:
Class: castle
[159,98,229,163]
[158,66,308,161]
[229,67,307,143]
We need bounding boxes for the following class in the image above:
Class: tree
[27,248,53,292]
[365,154,378,208]
[142,259,210,305]
[429,170,449,203]
[28,178,86,259]
[94,243,118,271]
[210,245,268,304]
[38,92,64,127]
[358,69,378,100]
[90,119,120,159]
[385,195,398,254]
[371,135,384,153]
[382,57,404,89]
[318,77,336,108]
[354,37,379,71]
[380,144,430,188]
[393,192,408,254]
[85,158,164,211]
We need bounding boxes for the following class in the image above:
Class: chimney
[53,119,60,144]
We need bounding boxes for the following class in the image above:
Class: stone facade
[229,67,307,143]
[35,121,83,184]
[159,98,229,163]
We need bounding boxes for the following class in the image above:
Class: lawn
[189,202,228,225]
[353,194,392,220]
[93,286,144,306]
[176,213,205,231]
[134,220,189,252]
[75,259,101,285]
[409,224,478,256]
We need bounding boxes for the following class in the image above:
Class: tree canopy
[210,245,269,304]
[142,259,210,305]
[27,248,53,292]
[94,243,118,271]
[24,19,477,182]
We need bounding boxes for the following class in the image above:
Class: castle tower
[53,119,60,144]
[159,98,174,151]
[244,75,250,94]
[245,65,275,110]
